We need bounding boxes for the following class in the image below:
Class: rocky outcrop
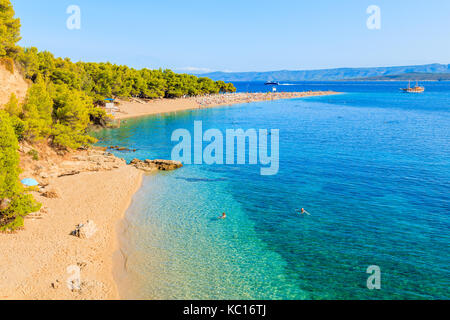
[19,141,181,188]
[68,151,127,172]
[27,149,128,184]
[130,159,183,172]
[109,146,137,152]
[71,220,98,239]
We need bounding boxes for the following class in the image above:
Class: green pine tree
[4,93,25,140]
[22,75,53,140]
[4,92,20,116]
[0,0,21,57]
[51,84,97,149]
[0,111,40,231]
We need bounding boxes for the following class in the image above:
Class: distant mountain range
[355,72,450,81]
[195,64,450,82]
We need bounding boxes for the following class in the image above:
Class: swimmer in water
[219,212,227,219]
[296,208,311,216]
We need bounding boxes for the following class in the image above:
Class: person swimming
[296,208,311,216]
[219,212,227,219]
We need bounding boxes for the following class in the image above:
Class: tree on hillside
[51,84,97,149]
[16,46,39,79]
[37,50,56,78]
[4,92,20,116]
[0,0,21,57]
[0,111,20,200]
[4,93,25,139]
[0,111,40,231]
[22,75,53,140]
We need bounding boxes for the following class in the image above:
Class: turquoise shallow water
[95,82,450,299]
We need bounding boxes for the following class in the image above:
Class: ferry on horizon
[265,81,280,86]
[401,81,425,93]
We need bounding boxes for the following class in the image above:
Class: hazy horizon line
[180,62,450,75]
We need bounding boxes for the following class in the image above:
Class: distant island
[195,63,450,82]
[353,72,450,81]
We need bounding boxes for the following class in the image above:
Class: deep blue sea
[95,81,450,300]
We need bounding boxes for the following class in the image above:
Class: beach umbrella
[21,178,39,187]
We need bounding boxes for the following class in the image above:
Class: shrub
[0,111,41,231]
[0,193,41,232]
[10,115,25,140]
[4,93,21,116]
[89,106,111,126]
[0,57,14,73]
[27,149,39,161]
[51,123,97,149]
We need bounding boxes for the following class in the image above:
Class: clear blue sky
[11,0,450,72]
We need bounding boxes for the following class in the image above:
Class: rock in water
[130,159,183,172]
[129,159,156,172]
[149,159,183,171]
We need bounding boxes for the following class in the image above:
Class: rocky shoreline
[19,142,183,187]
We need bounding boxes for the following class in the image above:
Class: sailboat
[401,80,425,93]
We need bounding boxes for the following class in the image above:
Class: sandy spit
[113,91,339,120]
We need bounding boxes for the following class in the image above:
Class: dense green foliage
[16,49,236,100]
[0,0,21,57]
[4,93,25,140]
[11,34,235,149]
[50,84,97,149]
[12,47,235,148]
[0,111,41,231]
[22,75,53,139]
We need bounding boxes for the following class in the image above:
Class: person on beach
[219,212,227,219]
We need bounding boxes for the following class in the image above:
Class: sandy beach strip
[113,91,339,120]
[0,166,143,300]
